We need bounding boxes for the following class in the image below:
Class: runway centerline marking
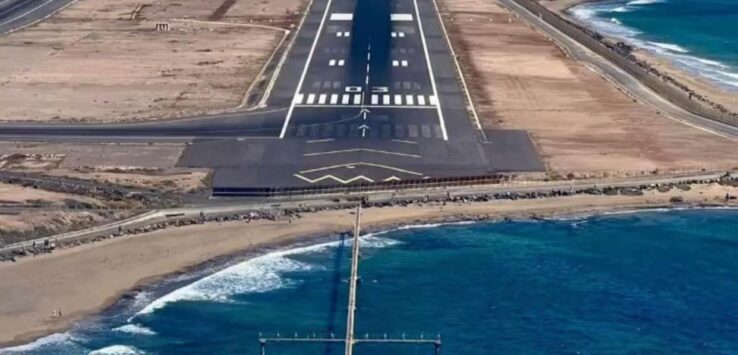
[280,0,335,138]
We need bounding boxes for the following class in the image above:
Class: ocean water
[5,209,738,354]
[569,0,738,90]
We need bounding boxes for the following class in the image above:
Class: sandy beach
[2,183,738,348]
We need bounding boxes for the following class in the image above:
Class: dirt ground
[0,183,113,244]
[0,0,304,123]
[0,142,208,192]
[441,0,738,175]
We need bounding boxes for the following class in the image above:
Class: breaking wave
[133,235,402,317]
[1,333,76,353]
[569,0,738,90]
[88,345,145,355]
[111,324,156,336]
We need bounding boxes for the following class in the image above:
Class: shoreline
[2,182,738,348]
[554,0,738,113]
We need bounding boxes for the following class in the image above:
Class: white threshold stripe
[280,0,335,138]
[294,93,438,107]
[413,0,448,140]
[294,104,437,110]
[329,13,353,20]
[390,13,413,21]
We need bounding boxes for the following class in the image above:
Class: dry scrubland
[0,182,118,246]
[0,141,207,192]
[0,0,304,123]
[0,141,206,241]
[442,0,738,174]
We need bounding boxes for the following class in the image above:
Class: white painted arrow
[358,124,370,137]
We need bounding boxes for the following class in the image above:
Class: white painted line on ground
[353,94,361,105]
[338,59,345,66]
[294,104,437,110]
[281,0,335,138]
[318,93,327,104]
[383,94,391,105]
[413,0,448,140]
[399,32,405,37]
[337,32,343,37]
[0,0,56,27]
[294,93,305,104]
[417,95,426,105]
[329,59,336,66]
[429,95,438,105]
[342,94,350,105]
[371,94,379,105]
[306,93,316,104]
[345,86,362,92]
[391,13,413,21]
[394,94,402,105]
[405,95,414,105]
[401,60,408,67]
[330,94,338,104]
[392,60,399,67]
[391,32,397,38]
[330,13,353,21]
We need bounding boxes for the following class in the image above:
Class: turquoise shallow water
[5,209,738,354]
[569,0,738,90]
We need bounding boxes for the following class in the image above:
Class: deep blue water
[570,0,738,90]
[6,209,738,354]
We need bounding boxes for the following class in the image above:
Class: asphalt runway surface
[0,0,74,34]
[0,0,545,193]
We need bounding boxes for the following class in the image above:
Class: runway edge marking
[413,0,448,141]
[428,0,484,139]
[279,0,335,138]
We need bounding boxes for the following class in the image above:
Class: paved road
[501,0,738,140]
[0,0,74,34]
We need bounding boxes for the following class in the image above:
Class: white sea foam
[626,0,663,5]
[132,234,406,317]
[112,324,157,336]
[1,333,75,353]
[88,345,145,355]
[612,6,630,12]
[570,0,738,90]
[647,41,689,53]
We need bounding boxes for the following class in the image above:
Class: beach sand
[2,183,738,347]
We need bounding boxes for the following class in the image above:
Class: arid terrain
[0,141,205,240]
[441,0,738,175]
[0,0,304,123]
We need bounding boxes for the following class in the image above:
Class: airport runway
[0,0,74,34]
[0,0,545,193]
